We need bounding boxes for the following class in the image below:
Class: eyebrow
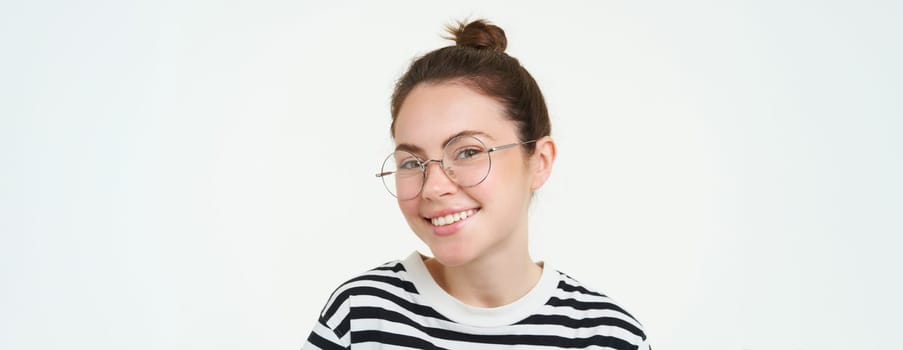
[395,130,496,155]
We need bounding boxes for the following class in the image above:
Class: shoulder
[544,269,650,348]
[336,259,415,295]
[307,259,419,347]
[316,259,419,321]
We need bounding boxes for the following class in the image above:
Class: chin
[408,215,485,267]
[429,252,471,268]
[425,241,478,267]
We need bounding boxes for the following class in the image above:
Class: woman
[304,19,649,349]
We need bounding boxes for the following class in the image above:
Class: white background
[2,1,901,349]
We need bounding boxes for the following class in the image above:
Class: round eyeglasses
[375,135,536,200]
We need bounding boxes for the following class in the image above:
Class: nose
[420,160,457,200]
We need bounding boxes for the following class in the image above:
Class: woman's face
[392,82,536,267]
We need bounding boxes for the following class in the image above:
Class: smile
[426,209,478,227]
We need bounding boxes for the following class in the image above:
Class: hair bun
[446,19,507,52]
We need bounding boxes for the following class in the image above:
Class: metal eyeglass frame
[375,138,538,199]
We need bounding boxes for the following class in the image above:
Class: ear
[530,136,557,191]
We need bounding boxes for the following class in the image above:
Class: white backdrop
[2,1,901,349]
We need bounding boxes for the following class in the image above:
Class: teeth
[430,209,476,226]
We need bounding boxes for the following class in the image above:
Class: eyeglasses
[375,135,536,200]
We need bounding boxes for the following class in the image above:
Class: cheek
[488,158,530,190]
[471,164,526,204]
[398,200,420,220]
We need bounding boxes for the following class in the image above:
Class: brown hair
[390,19,551,154]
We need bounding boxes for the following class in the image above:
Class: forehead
[393,82,516,151]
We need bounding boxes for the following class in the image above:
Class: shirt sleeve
[302,287,352,350]
[302,318,347,350]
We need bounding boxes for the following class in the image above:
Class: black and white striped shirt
[304,252,649,349]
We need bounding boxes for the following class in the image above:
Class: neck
[424,234,542,308]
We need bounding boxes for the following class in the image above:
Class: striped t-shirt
[304,252,649,349]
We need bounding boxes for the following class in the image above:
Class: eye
[455,148,483,160]
[399,159,422,170]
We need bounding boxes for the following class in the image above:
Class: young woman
[304,19,649,350]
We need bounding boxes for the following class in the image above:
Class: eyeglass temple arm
[375,171,395,178]
[488,139,537,153]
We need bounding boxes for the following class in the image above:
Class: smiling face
[392,82,537,267]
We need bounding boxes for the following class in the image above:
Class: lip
[422,207,480,237]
